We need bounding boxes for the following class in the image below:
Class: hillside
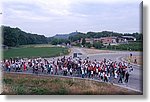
[2,26,48,47]
[53,31,79,39]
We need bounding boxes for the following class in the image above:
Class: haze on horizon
[1,0,141,37]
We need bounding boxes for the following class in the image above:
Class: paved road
[4,47,142,93]
[71,47,143,92]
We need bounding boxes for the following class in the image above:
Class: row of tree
[68,31,143,42]
[49,38,70,45]
[2,26,48,47]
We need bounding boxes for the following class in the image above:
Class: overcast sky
[1,0,141,37]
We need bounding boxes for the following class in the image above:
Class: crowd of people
[1,56,133,83]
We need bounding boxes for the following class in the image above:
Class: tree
[85,42,92,48]
[81,38,86,46]
[93,42,103,49]
[2,26,48,47]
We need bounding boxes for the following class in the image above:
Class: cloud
[1,0,141,36]
[2,0,72,16]
[72,0,141,4]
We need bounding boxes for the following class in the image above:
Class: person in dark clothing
[103,73,108,82]
[130,53,132,57]
[41,63,44,73]
[124,72,129,83]
[63,70,67,76]
[35,64,38,75]
[118,74,123,83]
[32,65,35,73]
[134,57,137,64]
[118,68,123,83]
[47,63,52,74]
[54,64,58,75]
[122,70,125,79]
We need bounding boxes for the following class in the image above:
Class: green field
[3,47,69,59]
[19,44,55,48]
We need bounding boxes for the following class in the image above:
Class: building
[84,37,118,45]
[121,36,136,42]
[80,36,136,46]
[85,38,94,44]
[99,37,117,45]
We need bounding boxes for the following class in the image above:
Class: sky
[0,0,142,37]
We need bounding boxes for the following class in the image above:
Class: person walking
[69,68,73,76]
[103,72,108,82]
[47,63,51,74]
[118,68,123,83]
[23,62,27,71]
[41,63,44,73]
[124,68,130,83]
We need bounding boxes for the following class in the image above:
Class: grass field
[19,44,56,48]
[3,47,69,59]
[2,73,141,95]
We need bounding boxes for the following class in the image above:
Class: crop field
[3,46,69,59]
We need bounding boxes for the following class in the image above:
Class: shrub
[3,78,13,84]
[30,87,49,95]
[13,85,26,95]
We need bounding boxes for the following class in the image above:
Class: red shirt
[23,64,27,70]
[98,67,101,72]
[93,66,96,72]
[88,66,90,71]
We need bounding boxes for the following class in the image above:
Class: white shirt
[82,69,84,74]
[91,70,93,74]
[70,68,72,73]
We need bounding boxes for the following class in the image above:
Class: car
[78,53,82,55]
[73,53,83,58]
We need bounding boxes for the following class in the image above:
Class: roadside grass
[3,47,69,59]
[3,78,13,84]
[2,73,142,95]
[124,55,143,66]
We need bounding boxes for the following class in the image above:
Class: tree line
[48,31,142,48]
[2,26,143,49]
[2,26,48,47]
[68,31,143,42]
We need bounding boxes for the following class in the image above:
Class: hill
[53,31,79,39]
[2,26,48,47]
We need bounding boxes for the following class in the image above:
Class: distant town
[77,36,136,46]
